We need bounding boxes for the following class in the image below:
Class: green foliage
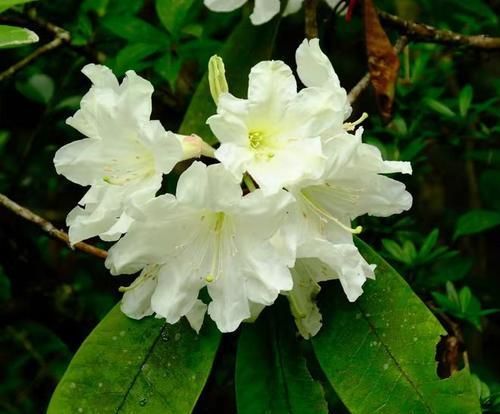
[313,240,481,414]
[454,210,500,239]
[0,25,38,48]
[432,282,499,330]
[155,0,197,37]
[236,305,328,414]
[47,305,221,413]
[0,0,36,14]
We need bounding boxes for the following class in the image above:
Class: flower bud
[208,55,228,105]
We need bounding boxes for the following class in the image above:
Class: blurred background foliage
[0,0,499,412]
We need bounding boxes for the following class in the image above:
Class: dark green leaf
[48,304,220,413]
[102,16,169,45]
[459,85,473,117]
[16,74,54,104]
[424,98,456,118]
[0,0,35,14]
[454,209,500,239]
[109,42,165,75]
[312,239,481,414]
[179,16,279,144]
[236,307,328,414]
[155,0,196,36]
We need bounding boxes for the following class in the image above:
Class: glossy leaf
[102,15,169,45]
[0,24,38,48]
[155,0,196,36]
[48,304,221,413]
[0,0,35,14]
[312,239,481,414]
[454,209,500,239]
[179,15,279,144]
[236,306,328,414]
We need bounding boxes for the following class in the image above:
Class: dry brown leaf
[363,0,400,120]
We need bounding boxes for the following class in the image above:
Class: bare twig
[0,193,108,259]
[348,36,408,103]
[304,0,319,40]
[0,12,70,82]
[378,10,500,50]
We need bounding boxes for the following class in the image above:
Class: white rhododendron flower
[204,0,348,25]
[105,162,294,333]
[281,128,412,337]
[207,38,350,194]
[53,64,183,244]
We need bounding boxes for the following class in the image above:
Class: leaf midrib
[114,323,168,413]
[357,303,434,413]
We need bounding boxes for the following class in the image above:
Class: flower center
[248,130,275,160]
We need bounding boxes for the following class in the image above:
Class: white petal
[204,0,247,12]
[250,0,280,25]
[283,0,304,16]
[119,70,154,122]
[214,143,253,181]
[140,122,183,174]
[151,262,205,325]
[235,189,294,240]
[207,266,251,332]
[207,112,249,146]
[54,138,103,185]
[248,137,325,194]
[296,38,340,88]
[185,300,207,333]
[120,265,159,319]
[247,60,297,115]
[105,195,194,275]
[100,212,134,242]
[82,64,119,89]
[176,162,242,211]
[298,239,375,302]
[283,86,346,139]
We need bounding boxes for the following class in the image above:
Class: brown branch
[0,193,108,259]
[0,11,70,82]
[378,9,500,50]
[304,0,319,40]
[348,36,408,103]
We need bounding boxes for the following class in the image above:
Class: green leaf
[458,85,473,117]
[179,16,279,144]
[155,0,196,36]
[236,306,328,414]
[16,73,54,104]
[312,239,481,414]
[0,24,38,48]
[454,209,500,239]
[102,16,169,45]
[0,265,11,302]
[109,42,164,75]
[0,0,35,13]
[154,53,183,90]
[419,229,439,259]
[48,304,220,413]
[424,98,456,118]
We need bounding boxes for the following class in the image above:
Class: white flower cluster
[204,0,345,26]
[54,39,412,337]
